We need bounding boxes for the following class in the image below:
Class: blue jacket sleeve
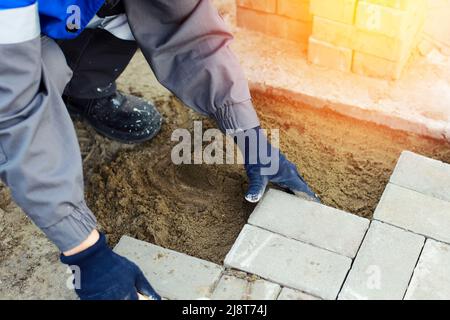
[39,0,106,39]
[0,1,36,10]
[0,0,106,40]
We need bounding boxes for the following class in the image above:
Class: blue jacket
[0,0,105,39]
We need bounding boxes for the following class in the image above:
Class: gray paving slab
[277,288,321,300]
[390,151,450,203]
[339,221,424,300]
[224,225,352,300]
[374,183,450,243]
[114,236,223,300]
[405,239,450,300]
[249,189,369,258]
[211,275,281,300]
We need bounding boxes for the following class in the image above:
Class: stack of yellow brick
[236,0,312,45]
[308,0,426,79]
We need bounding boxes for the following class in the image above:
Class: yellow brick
[308,37,353,72]
[352,15,425,79]
[361,0,425,10]
[356,0,425,38]
[278,0,312,22]
[237,7,273,34]
[277,17,312,43]
[310,0,357,24]
[312,16,355,48]
[354,8,424,61]
[353,30,406,61]
[237,0,277,13]
[356,2,408,38]
[352,51,409,79]
[237,7,312,43]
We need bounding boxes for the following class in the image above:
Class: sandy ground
[2,51,450,300]
[86,54,450,267]
[1,0,450,299]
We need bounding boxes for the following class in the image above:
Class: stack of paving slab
[114,151,450,300]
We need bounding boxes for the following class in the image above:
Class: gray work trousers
[0,0,260,251]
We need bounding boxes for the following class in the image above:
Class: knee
[41,36,73,94]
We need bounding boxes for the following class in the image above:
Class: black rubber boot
[65,91,163,144]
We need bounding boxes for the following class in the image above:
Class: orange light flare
[234,0,450,80]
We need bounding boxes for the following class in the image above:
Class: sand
[85,90,450,264]
[1,52,449,295]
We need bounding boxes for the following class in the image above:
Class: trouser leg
[58,28,137,99]
[123,0,260,132]
[0,37,96,252]
[56,12,163,144]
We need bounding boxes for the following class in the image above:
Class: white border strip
[0,3,40,45]
[87,14,135,41]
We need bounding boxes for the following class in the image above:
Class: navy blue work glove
[61,233,161,300]
[235,126,320,203]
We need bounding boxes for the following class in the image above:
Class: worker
[0,0,319,300]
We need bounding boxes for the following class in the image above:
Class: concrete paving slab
[224,225,352,300]
[339,221,424,300]
[390,151,450,203]
[374,183,450,243]
[114,236,223,300]
[211,275,281,300]
[405,239,450,300]
[277,288,321,300]
[249,189,369,258]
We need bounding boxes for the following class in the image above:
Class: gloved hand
[61,233,161,300]
[235,126,320,203]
